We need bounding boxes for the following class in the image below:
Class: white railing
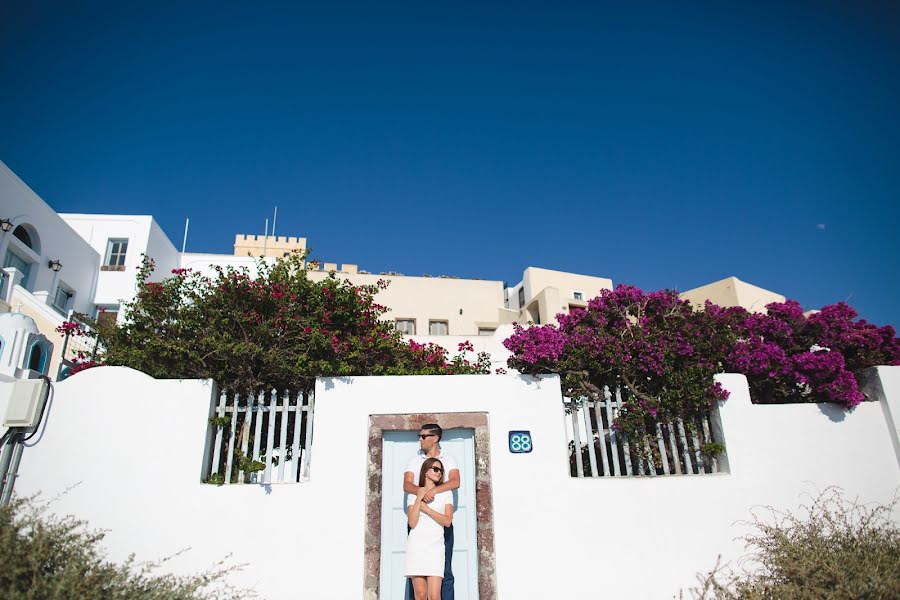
[205,388,315,485]
[566,386,728,477]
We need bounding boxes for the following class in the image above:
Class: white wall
[60,214,181,308]
[178,252,264,278]
[146,219,181,281]
[12,367,900,600]
[0,162,100,315]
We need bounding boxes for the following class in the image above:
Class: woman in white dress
[405,457,454,600]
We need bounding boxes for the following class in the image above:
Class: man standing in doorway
[404,423,459,600]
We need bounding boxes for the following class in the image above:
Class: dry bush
[683,487,900,600]
[0,494,255,600]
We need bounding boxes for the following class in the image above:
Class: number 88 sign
[508,431,533,453]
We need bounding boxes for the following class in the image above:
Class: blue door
[380,429,479,599]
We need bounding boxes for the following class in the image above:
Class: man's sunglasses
[418,433,437,439]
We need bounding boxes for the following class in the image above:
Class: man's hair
[421,423,442,441]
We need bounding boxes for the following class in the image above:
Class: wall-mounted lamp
[0,219,12,232]
[48,259,63,272]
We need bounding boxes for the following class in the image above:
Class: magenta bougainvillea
[715,300,900,409]
[504,285,900,439]
[75,254,490,390]
[504,285,735,441]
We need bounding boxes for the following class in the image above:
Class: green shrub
[0,495,253,599]
[684,487,900,599]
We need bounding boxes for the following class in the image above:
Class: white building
[59,214,180,324]
[1,160,790,380]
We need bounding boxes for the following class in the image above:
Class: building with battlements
[1,160,790,379]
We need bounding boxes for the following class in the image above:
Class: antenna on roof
[271,206,278,238]
[263,218,269,255]
[181,218,189,256]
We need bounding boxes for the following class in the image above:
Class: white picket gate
[204,388,315,484]
[566,386,728,477]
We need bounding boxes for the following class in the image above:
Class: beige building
[680,276,786,314]
[233,234,307,258]
[506,267,614,325]
[0,155,793,384]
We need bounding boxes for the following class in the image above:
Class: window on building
[27,342,47,373]
[429,320,449,335]
[12,226,33,249]
[97,305,119,328]
[573,291,584,301]
[518,287,525,309]
[395,319,416,335]
[3,250,33,289]
[478,328,496,336]
[103,239,128,270]
[52,285,73,313]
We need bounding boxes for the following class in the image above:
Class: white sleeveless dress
[404,491,453,577]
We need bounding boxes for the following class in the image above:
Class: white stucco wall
[11,367,900,599]
[0,162,100,315]
[60,214,180,308]
[178,252,264,277]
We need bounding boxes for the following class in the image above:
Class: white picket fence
[566,387,728,477]
[205,388,315,484]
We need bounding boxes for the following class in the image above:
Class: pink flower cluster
[502,324,566,366]
[56,320,87,336]
[727,300,899,409]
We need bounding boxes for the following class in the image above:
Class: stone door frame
[364,412,497,600]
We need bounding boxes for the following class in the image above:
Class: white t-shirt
[405,449,459,484]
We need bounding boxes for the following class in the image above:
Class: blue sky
[1,1,898,325]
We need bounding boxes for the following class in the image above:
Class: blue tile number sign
[508,431,533,453]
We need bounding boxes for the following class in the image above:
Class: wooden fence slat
[642,437,655,476]
[251,391,264,483]
[593,399,610,476]
[615,387,633,476]
[691,420,706,475]
[677,419,693,475]
[605,387,620,476]
[701,415,718,473]
[209,389,227,480]
[278,389,290,483]
[300,390,315,479]
[570,398,584,477]
[666,422,682,475]
[264,389,277,484]
[656,423,670,475]
[238,397,251,482]
[224,393,238,485]
[581,400,599,477]
[290,389,303,483]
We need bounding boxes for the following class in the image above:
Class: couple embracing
[403,423,458,600]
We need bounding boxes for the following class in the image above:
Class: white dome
[0,312,40,342]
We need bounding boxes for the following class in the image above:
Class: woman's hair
[418,458,444,488]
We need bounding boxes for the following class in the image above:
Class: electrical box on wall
[3,378,49,428]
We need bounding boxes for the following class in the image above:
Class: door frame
[364,412,497,600]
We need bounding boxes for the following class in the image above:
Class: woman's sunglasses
[430,466,443,474]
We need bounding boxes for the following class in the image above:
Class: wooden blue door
[379,429,479,599]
